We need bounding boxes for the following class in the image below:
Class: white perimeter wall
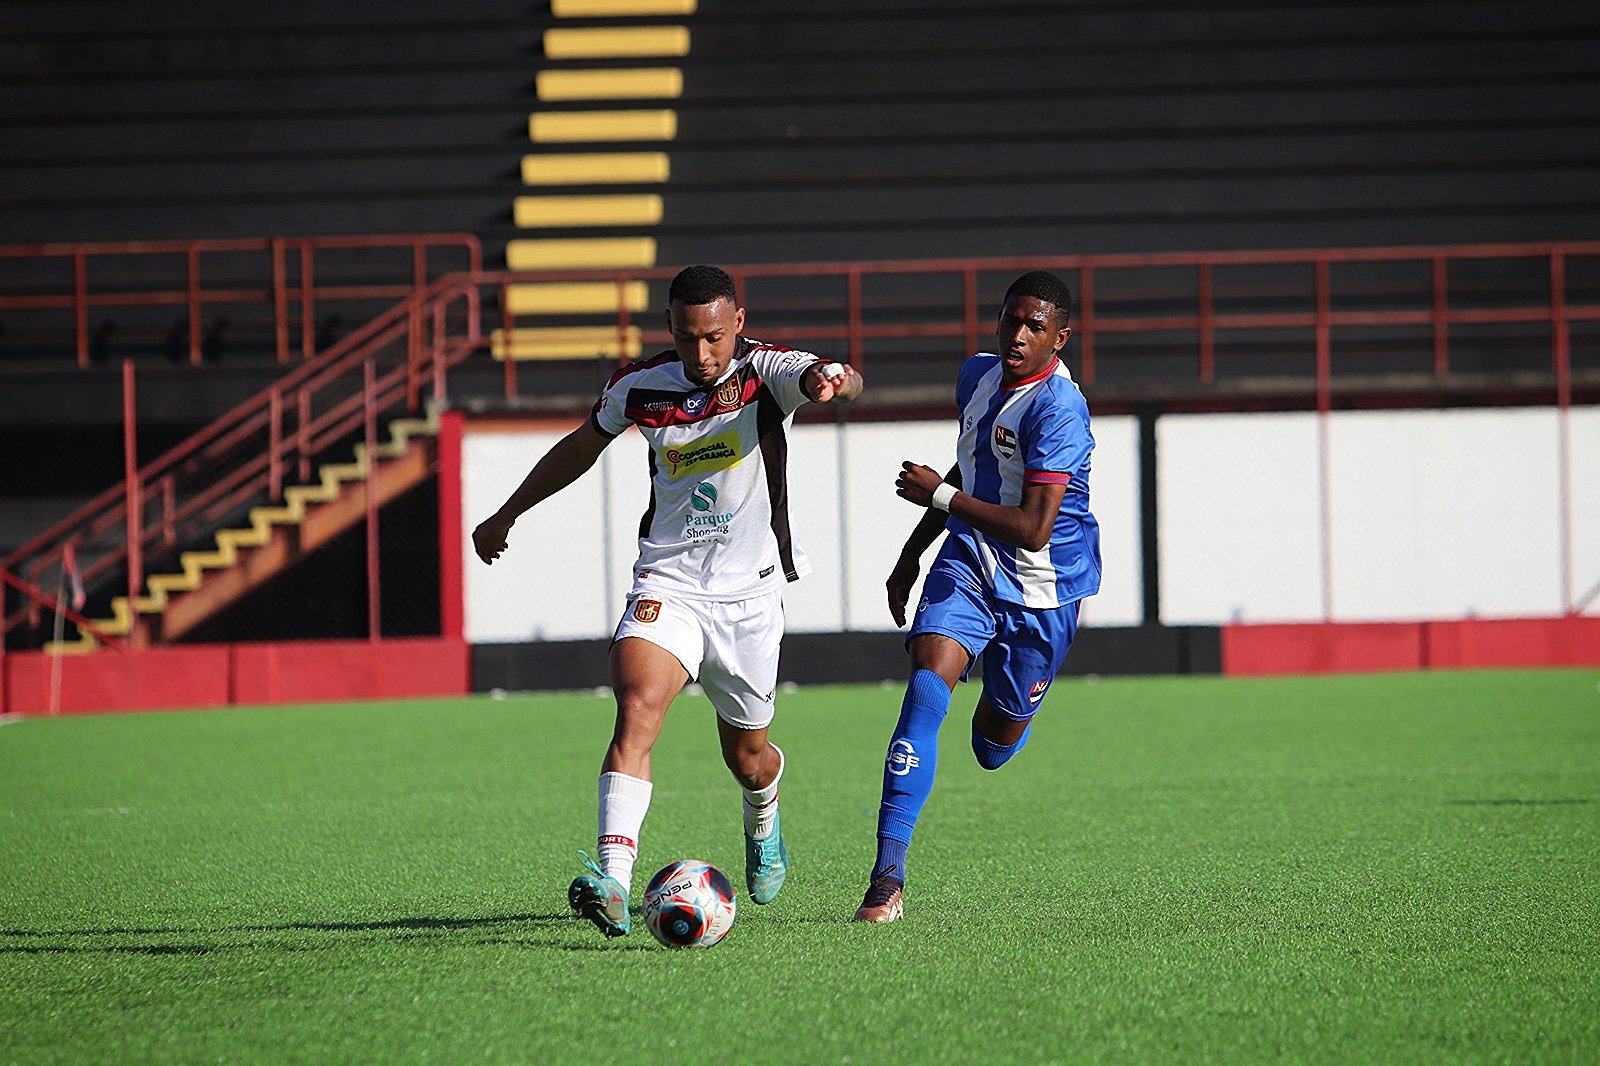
[462,405,1598,643]
[1159,405,1600,623]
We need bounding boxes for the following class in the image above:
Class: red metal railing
[2,239,1595,651]
[480,240,1599,401]
[0,233,481,367]
[2,274,481,646]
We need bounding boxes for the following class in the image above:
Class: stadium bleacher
[1,0,1598,693]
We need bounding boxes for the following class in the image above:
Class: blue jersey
[944,354,1101,609]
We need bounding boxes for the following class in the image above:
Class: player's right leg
[568,620,693,939]
[856,544,993,923]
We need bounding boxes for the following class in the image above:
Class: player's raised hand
[895,461,945,507]
[885,553,921,627]
[805,360,860,404]
[472,513,514,564]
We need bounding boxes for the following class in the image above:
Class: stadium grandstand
[2,0,1598,713]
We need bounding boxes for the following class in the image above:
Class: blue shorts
[908,539,1081,721]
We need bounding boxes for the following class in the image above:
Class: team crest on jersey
[662,429,742,479]
[632,598,663,623]
[993,424,1018,459]
[1028,679,1049,704]
[714,378,743,409]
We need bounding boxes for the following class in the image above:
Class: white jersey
[589,337,822,600]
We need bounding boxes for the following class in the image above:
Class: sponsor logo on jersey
[683,480,733,539]
[994,424,1018,459]
[662,429,742,479]
[632,598,662,623]
[1029,678,1049,704]
[887,739,920,776]
[682,391,710,416]
[758,564,775,579]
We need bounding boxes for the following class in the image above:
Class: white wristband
[930,482,958,512]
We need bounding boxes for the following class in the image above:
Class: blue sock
[871,668,952,883]
[972,721,1032,770]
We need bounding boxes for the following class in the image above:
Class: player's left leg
[715,718,788,904]
[701,588,790,904]
[970,598,1081,770]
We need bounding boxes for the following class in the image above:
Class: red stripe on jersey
[1003,358,1061,391]
[1024,470,1072,485]
[590,351,680,432]
[625,366,765,428]
[605,350,677,388]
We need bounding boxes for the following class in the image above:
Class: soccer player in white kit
[472,265,863,939]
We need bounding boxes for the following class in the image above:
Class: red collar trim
[1003,358,1060,391]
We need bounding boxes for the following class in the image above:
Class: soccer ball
[642,859,737,948]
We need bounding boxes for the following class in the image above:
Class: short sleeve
[749,344,820,415]
[1022,388,1092,486]
[589,370,635,438]
[954,355,989,414]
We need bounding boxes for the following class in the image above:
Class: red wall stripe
[4,637,468,716]
[1223,616,1600,676]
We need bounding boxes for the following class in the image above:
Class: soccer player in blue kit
[854,270,1101,923]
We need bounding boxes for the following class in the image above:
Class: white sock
[741,745,783,839]
[597,771,652,894]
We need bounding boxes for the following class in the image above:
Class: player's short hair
[1004,270,1072,327]
[668,264,737,306]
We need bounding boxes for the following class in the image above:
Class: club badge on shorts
[632,598,663,623]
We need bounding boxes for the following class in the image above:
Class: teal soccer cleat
[567,852,630,938]
[744,810,790,905]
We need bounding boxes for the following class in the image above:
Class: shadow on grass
[1446,798,1594,806]
[0,911,656,955]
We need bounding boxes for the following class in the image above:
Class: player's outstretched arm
[886,464,960,626]
[896,462,1064,553]
[802,361,864,404]
[472,419,611,565]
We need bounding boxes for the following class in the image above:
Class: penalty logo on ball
[642,859,737,949]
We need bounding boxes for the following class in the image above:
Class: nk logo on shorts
[886,738,920,776]
[1029,679,1049,704]
[632,598,662,623]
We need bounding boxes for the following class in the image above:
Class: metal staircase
[2,276,480,651]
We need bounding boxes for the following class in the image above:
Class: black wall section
[0,1,532,245]
[659,1,1600,261]
[470,624,1222,693]
[2,1,1598,259]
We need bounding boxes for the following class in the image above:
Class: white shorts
[612,586,784,729]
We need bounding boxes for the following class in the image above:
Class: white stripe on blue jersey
[945,354,1101,609]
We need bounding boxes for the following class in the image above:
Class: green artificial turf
[1,670,1597,1063]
